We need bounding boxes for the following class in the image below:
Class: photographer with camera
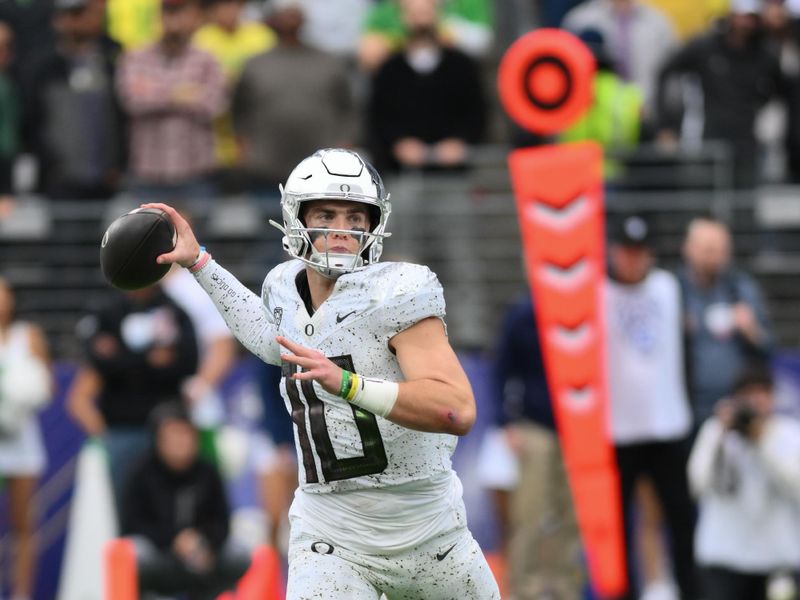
[688,364,800,600]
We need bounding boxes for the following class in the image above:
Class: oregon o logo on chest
[305,323,314,336]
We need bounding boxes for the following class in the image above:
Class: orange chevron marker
[499,29,627,598]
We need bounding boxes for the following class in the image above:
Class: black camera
[730,401,757,435]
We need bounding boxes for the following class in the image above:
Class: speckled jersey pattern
[193,259,500,598]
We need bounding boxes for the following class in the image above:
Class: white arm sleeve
[192,260,281,365]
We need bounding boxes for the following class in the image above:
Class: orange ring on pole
[498,28,595,135]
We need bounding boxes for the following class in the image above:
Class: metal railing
[5,142,800,355]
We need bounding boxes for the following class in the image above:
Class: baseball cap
[610,215,651,247]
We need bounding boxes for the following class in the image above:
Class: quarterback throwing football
[144,148,500,599]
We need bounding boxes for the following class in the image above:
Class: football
[100,207,176,290]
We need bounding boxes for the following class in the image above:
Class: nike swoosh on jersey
[336,310,357,324]
[435,543,456,561]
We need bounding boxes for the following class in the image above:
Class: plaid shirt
[117,43,226,183]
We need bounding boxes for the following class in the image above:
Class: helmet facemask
[269,149,392,279]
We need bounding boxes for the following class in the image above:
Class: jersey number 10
[285,355,388,483]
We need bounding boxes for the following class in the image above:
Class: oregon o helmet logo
[498,28,594,135]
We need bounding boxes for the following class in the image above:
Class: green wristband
[339,370,352,398]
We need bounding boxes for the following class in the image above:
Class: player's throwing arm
[278,315,476,436]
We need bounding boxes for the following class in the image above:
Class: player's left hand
[277,336,343,396]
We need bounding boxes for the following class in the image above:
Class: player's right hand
[277,336,343,396]
[140,202,201,268]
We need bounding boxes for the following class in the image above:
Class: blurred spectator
[632,479,678,600]
[193,0,276,174]
[0,0,57,75]
[194,0,277,77]
[122,402,250,599]
[642,0,728,41]
[359,0,493,71]
[254,360,298,551]
[116,0,226,208]
[688,365,800,600]
[656,0,783,188]
[296,0,372,58]
[540,0,592,28]
[0,277,53,600]
[678,217,773,425]
[491,1,538,52]
[66,284,198,507]
[562,0,678,119]
[0,22,19,198]
[478,294,585,600]
[559,29,643,180]
[193,1,275,79]
[22,0,126,200]
[762,0,800,183]
[231,1,356,195]
[162,261,237,461]
[605,216,696,600]
[106,0,161,50]
[758,0,792,182]
[366,0,486,173]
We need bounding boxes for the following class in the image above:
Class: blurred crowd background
[3,0,800,599]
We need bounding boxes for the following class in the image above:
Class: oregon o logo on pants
[311,541,334,555]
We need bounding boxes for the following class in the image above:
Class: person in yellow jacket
[107,0,162,49]
[193,0,276,169]
[560,29,643,182]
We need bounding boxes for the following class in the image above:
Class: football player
[143,148,500,599]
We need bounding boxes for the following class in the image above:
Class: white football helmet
[269,148,392,279]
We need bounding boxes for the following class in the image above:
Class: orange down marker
[498,29,626,597]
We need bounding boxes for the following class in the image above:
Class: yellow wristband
[345,373,360,402]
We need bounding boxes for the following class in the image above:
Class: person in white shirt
[141,148,500,599]
[162,263,237,433]
[689,364,800,600]
[0,277,53,600]
[562,0,678,116]
[605,215,697,600]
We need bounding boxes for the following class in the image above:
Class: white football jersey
[193,257,468,554]
[262,259,458,494]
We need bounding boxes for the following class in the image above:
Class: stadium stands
[5,142,800,357]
